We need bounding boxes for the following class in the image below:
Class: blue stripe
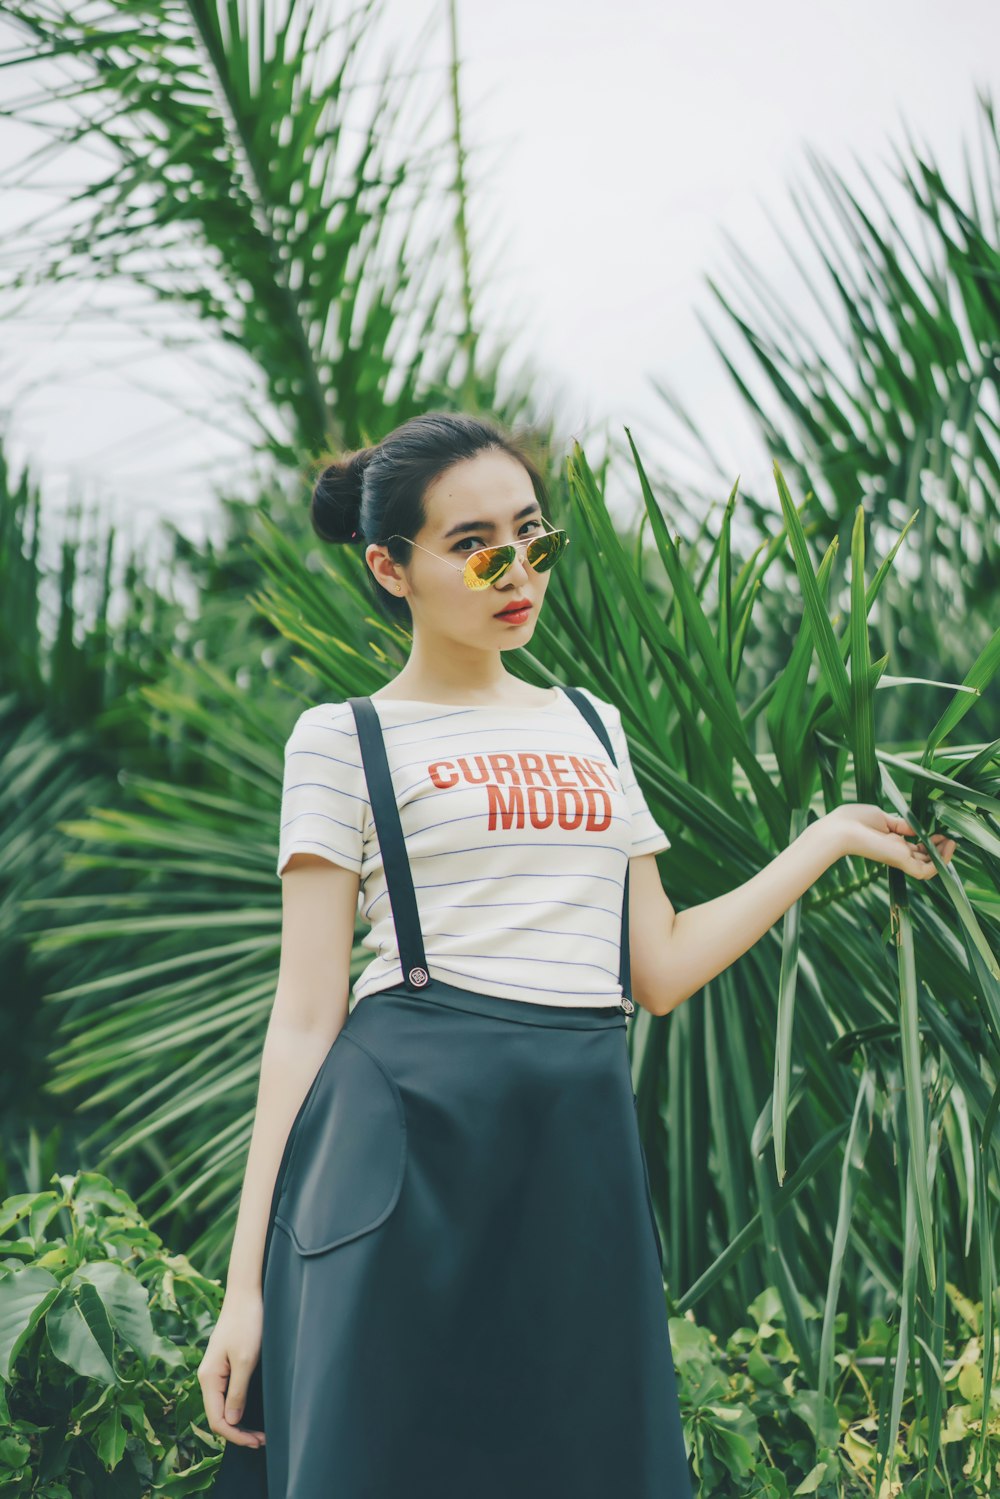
[280,806,365,836]
[363,890,622,919]
[431,925,621,951]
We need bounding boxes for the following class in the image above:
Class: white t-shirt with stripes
[276,685,670,1008]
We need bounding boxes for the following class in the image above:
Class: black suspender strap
[348,688,635,1011]
[348,696,431,994]
[559,686,634,1012]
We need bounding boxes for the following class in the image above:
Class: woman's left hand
[822,803,957,879]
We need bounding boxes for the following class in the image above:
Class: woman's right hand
[198,1289,266,1448]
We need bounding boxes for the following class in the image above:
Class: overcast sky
[0,0,994,558]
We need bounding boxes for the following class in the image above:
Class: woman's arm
[199,853,361,1447]
[223,853,360,1292]
[629,805,957,1018]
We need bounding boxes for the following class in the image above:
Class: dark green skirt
[209,976,692,1497]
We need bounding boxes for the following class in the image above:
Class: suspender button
[408,966,429,987]
[621,996,635,1015]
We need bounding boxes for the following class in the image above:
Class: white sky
[0,0,995,561]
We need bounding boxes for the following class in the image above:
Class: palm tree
[0,443,187,1197]
[2,4,997,1485]
[0,0,594,1249]
[647,90,1000,743]
[1,0,484,455]
[29,435,1000,1493]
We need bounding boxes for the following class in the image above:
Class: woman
[199,411,956,1498]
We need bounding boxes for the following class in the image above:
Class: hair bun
[311,448,373,544]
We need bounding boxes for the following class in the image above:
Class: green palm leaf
[0,0,480,455]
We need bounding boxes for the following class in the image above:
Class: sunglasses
[386,517,570,591]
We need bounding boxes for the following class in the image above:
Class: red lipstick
[494,599,532,622]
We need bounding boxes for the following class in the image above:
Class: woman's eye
[454,521,542,554]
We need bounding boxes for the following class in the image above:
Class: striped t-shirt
[276,685,670,1008]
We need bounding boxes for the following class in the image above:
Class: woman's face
[370,449,554,649]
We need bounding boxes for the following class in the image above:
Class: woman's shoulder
[291,698,357,723]
[283,700,361,750]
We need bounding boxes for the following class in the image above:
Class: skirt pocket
[273,1031,407,1257]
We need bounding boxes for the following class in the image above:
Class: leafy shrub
[2,1171,992,1494]
[673,1283,1000,1495]
[0,1172,225,1496]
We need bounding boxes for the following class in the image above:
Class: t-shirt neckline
[370,684,566,713]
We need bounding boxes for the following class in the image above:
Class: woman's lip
[495,603,532,618]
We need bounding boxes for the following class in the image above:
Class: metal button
[408,966,429,987]
[621,996,635,1015]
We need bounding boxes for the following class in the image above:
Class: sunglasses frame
[385,514,570,591]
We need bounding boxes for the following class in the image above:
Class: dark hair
[309,411,553,625]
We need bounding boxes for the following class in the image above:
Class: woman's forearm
[663,819,843,1014]
[223,1016,345,1296]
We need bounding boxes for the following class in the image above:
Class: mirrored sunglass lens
[463,533,567,588]
[526,532,567,572]
[465,546,514,587]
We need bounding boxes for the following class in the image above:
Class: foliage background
[0,2,997,1492]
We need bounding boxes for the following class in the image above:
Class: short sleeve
[586,693,670,857]
[276,704,368,877]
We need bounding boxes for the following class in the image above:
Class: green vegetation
[0,1,996,1491]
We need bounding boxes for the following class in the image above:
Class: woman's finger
[225,1371,249,1426]
[222,1364,265,1446]
[199,1359,265,1447]
[908,836,959,876]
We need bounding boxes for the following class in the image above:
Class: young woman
[199,411,956,1498]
